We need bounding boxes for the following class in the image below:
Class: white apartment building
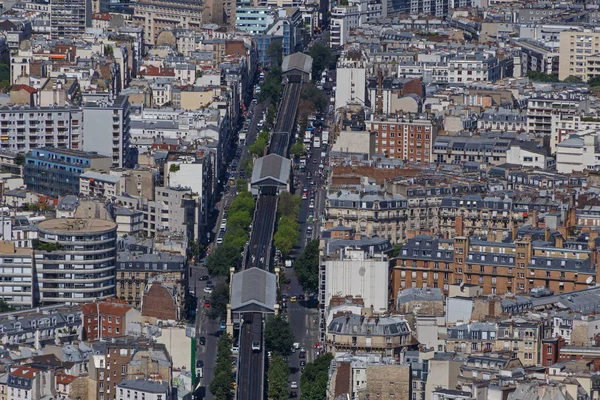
[447,53,501,84]
[79,171,122,198]
[324,247,390,313]
[527,95,587,139]
[550,114,600,154]
[0,241,34,308]
[0,106,83,153]
[556,131,600,173]
[506,143,554,170]
[330,17,349,48]
[335,49,367,110]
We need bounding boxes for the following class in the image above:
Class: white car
[290,382,298,389]
[309,201,315,209]
[204,287,213,294]
[216,237,223,244]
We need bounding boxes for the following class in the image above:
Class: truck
[303,131,312,146]
[313,136,321,148]
[238,130,246,145]
[322,131,329,145]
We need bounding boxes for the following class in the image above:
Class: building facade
[24,148,112,198]
[34,219,117,305]
[0,106,83,153]
[50,0,88,40]
[82,96,133,169]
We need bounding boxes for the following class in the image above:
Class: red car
[204,300,211,308]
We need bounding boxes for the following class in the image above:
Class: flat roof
[38,218,117,234]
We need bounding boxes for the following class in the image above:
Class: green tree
[264,315,295,357]
[206,243,241,276]
[222,229,248,250]
[391,243,403,258]
[290,140,307,159]
[248,135,267,157]
[241,158,254,175]
[339,0,349,5]
[266,103,277,127]
[259,66,282,105]
[308,42,332,80]
[300,353,333,400]
[0,299,14,313]
[274,216,299,256]
[209,283,229,320]
[266,39,283,68]
[301,82,328,113]
[210,333,234,399]
[588,76,600,87]
[228,209,252,232]
[229,191,255,215]
[563,75,583,83]
[278,192,302,218]
[293,240,319,293]
[14,153,25,166]
[236,178,248,193]
[268,353,290,400]
[526,71,559,82]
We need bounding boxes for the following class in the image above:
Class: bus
[313,136,321,148]
[251,317,261,351]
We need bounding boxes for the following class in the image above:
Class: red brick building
[81,300,140,340]
[366,116,438,164]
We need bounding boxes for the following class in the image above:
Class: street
[282,118,330,395]
[193,99,265,399]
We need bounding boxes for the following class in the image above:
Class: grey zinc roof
[397,287,443,304]
[80,171,121,184]
[328,314,410,336]
[251,154,291,186]
[230,268,276,312]
[282,52,313,74]
[118,379,169,394]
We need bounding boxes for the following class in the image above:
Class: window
[547,347,553,354]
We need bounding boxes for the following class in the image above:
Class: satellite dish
[586,276,594,285]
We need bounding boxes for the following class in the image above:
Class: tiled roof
[81,301,132,317]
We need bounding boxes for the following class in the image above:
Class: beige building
[558,29,600,81]
[79,171,121,198]
[495,319,543,366]
[133,0,204,45]
[179,86,218,110]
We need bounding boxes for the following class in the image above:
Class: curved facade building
[35,219,117,304]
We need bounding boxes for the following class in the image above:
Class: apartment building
[133,0,204,46]
[326,312,412,357]
[116,251,187,310]
[0,241,34,309]
[447,53,502,84]
[438,195,515,241]
[517,39,559,76]
[117,380,169,400]
[0,305,83,350]
[0,106,83,153]
[34,218,118,305]
[367,115,437,164]
[558,29,600,81]
[496,319,544,365]
[323,247,390,313]
[386,0,471,17]
[550,114,600,154]
[82,96,133,169]
[24,148,112,198]
[79,171,121,198]
[335,49,367,110]
[50,0,88,40]
[556,131,600,173]
[391,235,597,299]
[446,322,498,354]
[527,95,587,138]
[81,300,141,340]
[325,188,408,244]
[235,7,274,34]
[456,354,523,394]
[432,136,510,166]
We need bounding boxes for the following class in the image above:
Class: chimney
[532,210,539,228]
[456,215,464,236]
